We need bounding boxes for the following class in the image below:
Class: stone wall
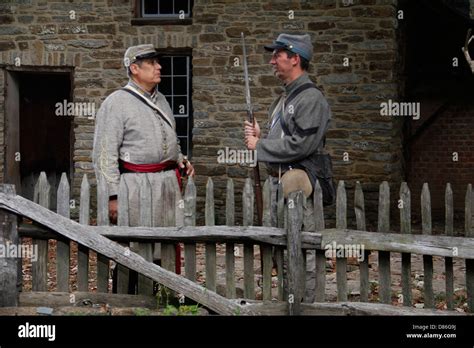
[0,0,402,227]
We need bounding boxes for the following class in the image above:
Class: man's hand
[179,158,195,177]
[109,199,118,224]
[244,119,260,150]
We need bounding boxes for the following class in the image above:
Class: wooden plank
[378,181,391,304]
[162,179,176,274]
[32,172,49,292]
[399,182,412,307]
[355,181,368,302]
[56,173,70,293]
[116,176,130,294]
[96,174,110,293]
[421,183,434,309]
[336,180,347,302]
[225,178,236,299]
[204,177,216,292]
[466,184,474,313]
[445,183,454,310]
[243,178,254,300]
[314,180,326,302]
[0,192,252,315]
[287,191,304,315]
[276,182,284,300]
[184,177,197,282]
[261,179,272,301]
[78,174,90,292]
[0,185,19,306]
[20,224,322,249]
[137,175,153,295]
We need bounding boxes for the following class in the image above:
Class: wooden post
[287,191,304,315]
[354,181,369,302]
[445,183,454,310]
[243,178,254,300]
[465,184,474,313]
[162,178,177,273]
[56,173,70,293]
[225,178,236,298]
[261,179,273,301]
[422,183,434,308]
[116,176,130,294]
[378,181,391,304]
[336,180,347,302]
[400,182,412,307]
[137,175,153,295]
[205,177,216,292]
[314,180,326,302]
[184,177,197,282]
[32,172,49,292]
[276,182,284,301]
[0,184,20,306]
[96,174,110,293]
[78,174,90,292]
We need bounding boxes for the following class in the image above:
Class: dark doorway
[4,69,73,206]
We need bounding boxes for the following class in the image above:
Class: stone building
[0,0,472,228]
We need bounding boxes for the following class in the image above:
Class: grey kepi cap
[264,33,313,61]
[123,44,159,68]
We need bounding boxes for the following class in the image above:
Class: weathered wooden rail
[0,171,473,315]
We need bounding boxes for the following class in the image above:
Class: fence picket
[116,176,130,294]
[205,177,216,292]
[314,180,326,302]
[184,177,197,282]
[336,180,347,302]
[445,183,454,310]
[56,173,70,293]
[225,178,236,298]
[162,178,177,274]
[243,178,255,300]
[355,181,369,302]
[78,174,90,292]
[262,179,273,301]
[421,183,434,308]
[378,181,391,304]
[465,184,474,312]
[96,174,110,293]
[137,175,153,295]
[400,182,412,307]
[32,172,49,292]
[276,182,284,301]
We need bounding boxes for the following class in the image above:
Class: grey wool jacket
[92,81,182,197]
[256,73,332,174]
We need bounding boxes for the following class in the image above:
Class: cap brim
[264,43,287,52]
[134,51,160,61]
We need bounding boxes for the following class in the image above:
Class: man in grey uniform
[244,33,332,302]
[93,44,194,290]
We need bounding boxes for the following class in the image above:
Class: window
[133,0,193,25]
[158,55,192,157]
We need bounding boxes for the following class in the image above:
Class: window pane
[173,57,187,75]
[159,77,172,95]
[175,117,188,135]
[173,77,187,95]
[159,57,171,75]
[173,96,187,115]
[159,0,173,14]
[174,0,189,14]
[143,0,158,14]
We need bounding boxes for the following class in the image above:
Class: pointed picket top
[354,181,366,231]
[117,175,129,227]
[377,181,390,233]
[421,183,432,235]
[79,174,90,225]
[313,179,324,231]
[399,182,411,234]
[38,171,50,209]
[226,178,234,226]
[277,182,285,229]
[205,177,215,226]
[184,176,196,227]
[243,177,254,227]
[336,180,347,230]
[466,184,473,237]
[139,175,152,227]
[445,183,453,236]
[57,172,70,218]
[262,178,271,227]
